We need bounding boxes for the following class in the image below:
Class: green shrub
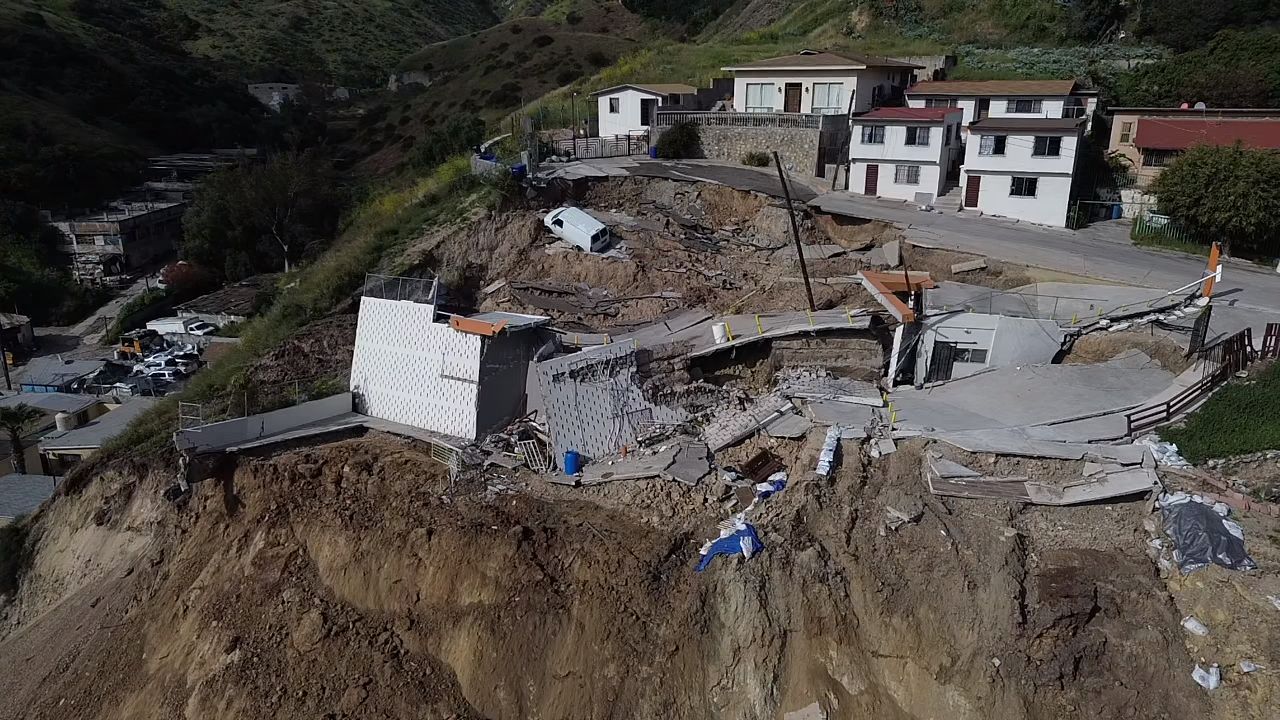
[656,122,700,159]
[741,151,771,167]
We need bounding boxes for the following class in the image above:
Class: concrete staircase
[933,183,962,213]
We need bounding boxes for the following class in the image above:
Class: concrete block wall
[693,125,820,175]
[536,342,687,466]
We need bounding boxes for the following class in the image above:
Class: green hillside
[163,0,500,86]
[0,1,265,207]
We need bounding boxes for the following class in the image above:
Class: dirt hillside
[0,433,1207,719]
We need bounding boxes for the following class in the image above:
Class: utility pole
[0,332,11,391]
[773,151,816,312]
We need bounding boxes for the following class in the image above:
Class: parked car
[543,207,611,253]
[147,368,183,383]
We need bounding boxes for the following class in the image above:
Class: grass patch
[1132,233,1212,257]
[1161,363,1280,463]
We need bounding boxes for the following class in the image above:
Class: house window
[1142,149,1181,167]
[954,347,989,363]
[894,165,921,184]
[745,83,775,112]
[666,94,683,105]
[1006,99,1043,113]
[812,82,844,114]
[861,125,885,144]
[1119,121,1134,144]
[1032,136,1062,157]
[1010,176,1039,197]
[608,97,620,114]
[924,98,958,108]
[905,126,931,146]
[979,135,1007,155]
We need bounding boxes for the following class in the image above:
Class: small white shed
[592,83,698,137]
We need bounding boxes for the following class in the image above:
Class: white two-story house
[906,80,1099,136]
[849,107,964,203]
[960,117,1085,227]
[592,83,699,137]
[722,50,921,115]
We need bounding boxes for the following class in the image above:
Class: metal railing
[1126,328,1255,435]
[554,134,650,159]
[361,273,437,304]
[654,110,823,130]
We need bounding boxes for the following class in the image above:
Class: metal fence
[1126,327,1256,435]
[1130,212,1208,249]
[553,134,650,159]
[361,273,437,304]
[654,110,823,130]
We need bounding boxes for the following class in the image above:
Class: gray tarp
[1162,499,1257,573]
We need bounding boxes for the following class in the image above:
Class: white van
[543,207,611,253]
[146,316,218,336]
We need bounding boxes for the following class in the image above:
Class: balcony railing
[654,111,823,130]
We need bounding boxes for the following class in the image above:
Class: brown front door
[784,83,802,113]
[964,175,981,207]
[864,164,879,195]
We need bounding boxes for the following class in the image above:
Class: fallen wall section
[174,392,353,454]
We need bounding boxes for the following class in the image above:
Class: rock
[292,609,327,653]
[339,686,368,714]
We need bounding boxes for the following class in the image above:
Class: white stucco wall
[731,70,856,113]
[349,297,482,440]
[960,171,1075,227]
[596,88,660,137]
[915,313,1064,381]
[963,129,1080,176]
[851,161,943,202]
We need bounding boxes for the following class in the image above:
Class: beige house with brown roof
[592,83,699,137]
[906,79,1098,134]
[722,50,921,115]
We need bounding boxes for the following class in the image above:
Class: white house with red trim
[959,117,1085,227]
[849,107,965,203]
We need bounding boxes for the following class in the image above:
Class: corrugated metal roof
[0,392,100,414]
[39,398,156,451]
[1133,118,1280,150]
[858,107,960,122]
[0,312,31,330]
[908,80,1078,96]
[177,274,278,318]
[0,473,56,520]
[723,51,921,71]
[18,357,105,387]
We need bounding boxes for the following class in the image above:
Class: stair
[933,183,962,213]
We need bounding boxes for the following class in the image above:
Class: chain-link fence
[361,273,438,304]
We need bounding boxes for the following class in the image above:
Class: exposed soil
[0,434,1217,720]
[1065,329,1193,374]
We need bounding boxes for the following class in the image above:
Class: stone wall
[692,125,820,175]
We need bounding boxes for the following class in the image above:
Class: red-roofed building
[849,106,964,203]
[1108,108,1280,186]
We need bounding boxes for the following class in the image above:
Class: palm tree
[0,404,43,475]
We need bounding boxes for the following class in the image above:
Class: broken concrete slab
[664,440,711,486]
[805,400,877,428]
[764,412,815,438]
[950,258,988,273]
[927,429,1152,465]
[777,372,884,407]
[924,454,1160,505]
[797,244,848,261]
[1024,468,1161,505]
[703,393,792,451]
[863,239,901,268]
[580,444,681,485]
[929,456,982,478]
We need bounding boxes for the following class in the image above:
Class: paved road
[810,192,1280,314]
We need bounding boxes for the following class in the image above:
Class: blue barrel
[1112,203,1123,220]
[564,450,582,475]
[648,147,658,159]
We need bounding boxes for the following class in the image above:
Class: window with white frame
[979,135,1007,155]
[905,126,931,146]
[924,98,958,108]
[1010,176,1038,197]
[812,82,844,114]
[745,83,775,112]
[1032,135,1062,157]
[608,97,620,113]
[1006,99,1043,114]
[861,125,885,144]
[1119,121,1134,144]
[894,165,921,184]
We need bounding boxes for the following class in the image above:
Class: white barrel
[54,412,75,431]
[712,322,728,344]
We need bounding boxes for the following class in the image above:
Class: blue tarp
[754,472,787,502]
[695,524,764,572]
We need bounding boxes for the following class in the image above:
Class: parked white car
[147,369,183,383]
[543,207,611,253]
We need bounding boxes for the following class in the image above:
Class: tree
[1152,144,1280,257]
[182,151,345,278]
[0,404,43,475]
[409,115,485,170]
[656,122,700,159]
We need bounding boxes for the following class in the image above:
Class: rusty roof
[857,107,962,122]
[1134,118,1280,150]
[908,80,1078,96]
[723,51,922,71]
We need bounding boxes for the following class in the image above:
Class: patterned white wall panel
[349,297,482,439]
